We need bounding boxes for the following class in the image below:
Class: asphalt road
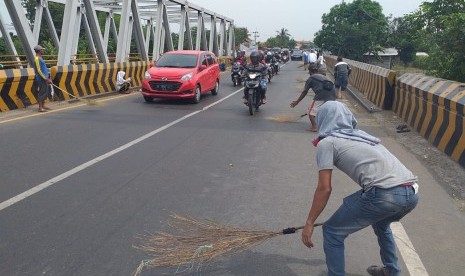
[1,61,464,276]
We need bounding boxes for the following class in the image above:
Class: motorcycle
[281,54,289,63]
[231,62,242,87]
[266,63,273,82]
[244,72,264,115]
[271,59,279,75]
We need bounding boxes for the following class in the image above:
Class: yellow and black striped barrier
[394,73,465,166]
[217,56,233,67]
[50,61,150,100]
[325,55,396,110]
[0,68,37,112]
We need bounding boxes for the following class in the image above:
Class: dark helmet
[308,63,318,74]
[250,51,260,65]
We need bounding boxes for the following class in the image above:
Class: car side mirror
[199,65,207,71]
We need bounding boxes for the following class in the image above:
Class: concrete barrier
[0,61,150,111]
[394,73,465,166]
[325,55,396,109]
[50,61,150,99]
[0,68,37,112]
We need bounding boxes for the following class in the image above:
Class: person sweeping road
[301,101,419,276]
[290,66,336,132]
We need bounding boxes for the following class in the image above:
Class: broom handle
[282,223,323,235]
[50,83,78,99]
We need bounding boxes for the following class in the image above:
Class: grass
[392,64,426,76]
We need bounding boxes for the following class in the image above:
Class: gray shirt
[303,74,336,101]
[317,136,417,190]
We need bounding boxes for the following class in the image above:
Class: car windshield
[155,54,198,68]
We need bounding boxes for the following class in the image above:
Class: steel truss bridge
[0,0,235,67]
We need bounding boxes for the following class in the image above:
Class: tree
[276,28,290,47]
[234,27,249,48]
[314,0,388,60]
[407,0,465,82]
[263,27,293,48]
[386,16,418,64]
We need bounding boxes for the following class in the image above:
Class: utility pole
[252,31,259,45]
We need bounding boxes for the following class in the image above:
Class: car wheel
[143,96,154,102]
[211,80,219,95]
[192,85,201,104]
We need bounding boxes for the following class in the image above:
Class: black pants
[35,79,49,102]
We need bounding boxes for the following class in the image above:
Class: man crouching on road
[301,101,419,276]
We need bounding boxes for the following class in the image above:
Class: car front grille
[149,81,182,92]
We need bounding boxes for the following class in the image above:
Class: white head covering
[117,71,126,86]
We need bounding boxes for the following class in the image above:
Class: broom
[50,83,101,106]
[132,213,323,276]
[266,113,308,122]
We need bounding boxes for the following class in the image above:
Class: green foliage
[234,27,249,47]
[386,16,418,64]
[314,0,388,60]
[264,28,293,48]
[407,0,465,82]
[411,56,429,70]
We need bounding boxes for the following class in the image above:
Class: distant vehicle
[272,47,281,54]
[141,50,220,104]
[291,49,303,61]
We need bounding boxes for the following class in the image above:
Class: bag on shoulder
[311,76,334,91]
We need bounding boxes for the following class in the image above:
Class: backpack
[311,76,334,91]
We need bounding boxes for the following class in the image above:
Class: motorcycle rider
[234,50,247,66]
[242,51,268,104]
[264,51,274,64]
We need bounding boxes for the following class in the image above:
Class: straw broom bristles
[133,213,322,276]
[266,113,308,122]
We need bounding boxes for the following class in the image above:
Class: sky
[190,0,428,42]
[0,0,427,41]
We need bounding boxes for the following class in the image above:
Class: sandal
[397,128,410,133]
[38,108,47,112]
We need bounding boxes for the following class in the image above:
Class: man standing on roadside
[33,45,51,112]
[334,56,351,99]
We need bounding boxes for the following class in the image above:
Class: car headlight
[181,72,194,81]
[145,71,151,79]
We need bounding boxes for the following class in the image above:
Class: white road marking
[0,88,243,212]
[392,222,429,275]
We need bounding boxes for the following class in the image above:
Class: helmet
[308,64,318,74]
[250,51,260,65]
[266,51,272,56]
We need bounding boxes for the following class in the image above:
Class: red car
[141,50,220,103]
